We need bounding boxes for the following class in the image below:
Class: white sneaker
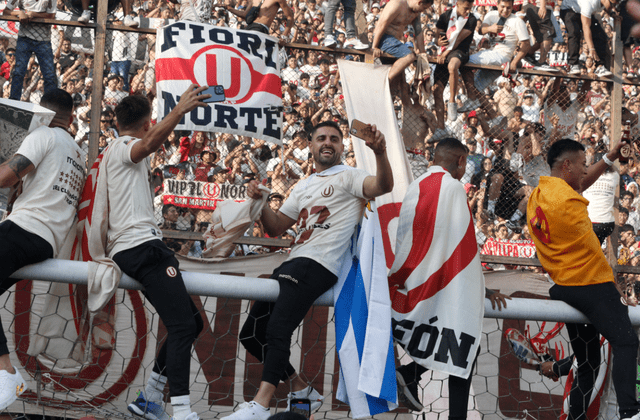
[568,64,581,75]
[124,15,139,27]
[343,38,368,50]
[0,367,27,410]
[78,9,91,23]
[287,386,324,412]
[221,401,270,420]
[171,413,200,420]
[323,35,337,48]
[447,102,457,122]
[595,65,612,77]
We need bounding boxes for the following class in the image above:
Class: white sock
[292,386,311,397]
[171,395,191,420]
[251,401,269,411]
[488,200,496,213]
[510,209,523,222]
[145,371,167,403]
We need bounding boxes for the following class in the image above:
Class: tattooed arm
[0,154,35,188]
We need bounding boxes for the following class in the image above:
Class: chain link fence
[0,0,638,269]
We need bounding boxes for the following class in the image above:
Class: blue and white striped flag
[333,202,398,418]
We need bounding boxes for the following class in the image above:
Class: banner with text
[162,179,247,210]
[156,22,283,144]
[481,238,537,259]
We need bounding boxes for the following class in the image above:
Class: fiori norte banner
[162,179,247,210]
[155,22,283,144]
[481,238,537,258]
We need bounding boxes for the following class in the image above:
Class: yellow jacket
[527,176,613,286]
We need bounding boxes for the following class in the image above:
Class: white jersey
[8,126,86,256]
[105,136,162,257]
[544,100,580,139]
[483,11,530,57]
[561,0,601,17]
[279,165,370,275]
[583,170,618,223]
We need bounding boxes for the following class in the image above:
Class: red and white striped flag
[388,166,484,379]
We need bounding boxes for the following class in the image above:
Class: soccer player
[527,139,640,420]
[0,89,85,409]
[106,86,210,420]
[226,120,393,420]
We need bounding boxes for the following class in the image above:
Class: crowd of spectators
[1,0,640,260]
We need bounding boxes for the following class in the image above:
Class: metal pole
[11,259,640,324]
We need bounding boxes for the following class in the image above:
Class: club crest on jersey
[321,185,334,198]
[166,266,177,277]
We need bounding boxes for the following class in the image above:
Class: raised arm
[362,124,394,198]
[129,84,210,163]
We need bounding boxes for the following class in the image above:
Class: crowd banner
[162,179,247,210]
[155,22,283,144]
[481,238,537,259]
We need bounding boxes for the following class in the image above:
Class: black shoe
[396,367,424,411]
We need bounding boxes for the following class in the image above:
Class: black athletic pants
[113,240,203,397]
[550,282,640,419]
[409,348,480,420]
[560,8,611,69]
[239,257,337,386]
[0,220,53,356]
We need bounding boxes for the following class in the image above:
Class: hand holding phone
[202,85,226,103]
[290,398,311,419]
[350,119,372,140]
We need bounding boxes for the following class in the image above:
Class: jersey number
[296,206,330,245]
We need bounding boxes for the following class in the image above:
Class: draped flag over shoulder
[388,167,484,379]
[333,60,414,418]
[334,203,397,418]
[156,22,283,144]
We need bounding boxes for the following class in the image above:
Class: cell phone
[202,85,226,103]
[350,119,371,140]
[497,16,506,26]
[243,144,251,150]
[480,179,487,189]
[290,398,311,419]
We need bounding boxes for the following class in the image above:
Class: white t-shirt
[111,30,138,62]
[561,0,601,17]
[105,136,162,257]
[522,102,541,123]
[483,11,530,57]
[8,126,86,256]
[583,170,619,223]
[544,100,581,139]
[279,166,370,275]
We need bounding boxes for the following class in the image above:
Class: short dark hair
[162,204,178,216]
[115,94,151,131]
[6,47,15,54]
[619,206,630,215]
[310,120,342,140]
[620,223,635,234]
[514,106,523,113]
[546,139,584,169]
[621,190,635,200]
[498,0,514,3]
[467,126,478,135]
[435,137,468,155]
[268,412,306,420]
[40,88,74,116]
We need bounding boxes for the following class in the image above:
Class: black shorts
[434,49,469,86]
[245,21,270,34]
[523,4,556,44]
